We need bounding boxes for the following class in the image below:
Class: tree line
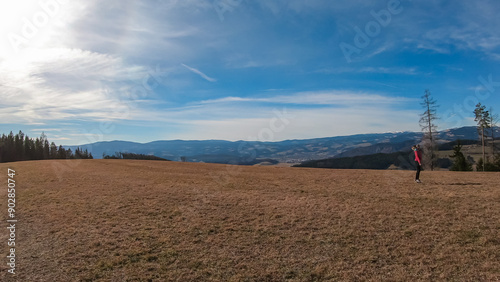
[0,130,93,163]
[103,152,169,161]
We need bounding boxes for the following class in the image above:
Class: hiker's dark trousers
[415,162,421,180]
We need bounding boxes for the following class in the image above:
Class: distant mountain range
[66,126,496,164]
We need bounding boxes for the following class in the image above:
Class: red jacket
[414,149,422,165]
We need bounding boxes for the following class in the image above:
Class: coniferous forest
[0,130,93,163]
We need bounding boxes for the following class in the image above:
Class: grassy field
[1,160,499,281]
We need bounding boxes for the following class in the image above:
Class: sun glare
[0,0,68,58]
[0,0,40,27]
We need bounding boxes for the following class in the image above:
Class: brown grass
[0,160,499,281]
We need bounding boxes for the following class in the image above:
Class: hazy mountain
[66,126,489,164]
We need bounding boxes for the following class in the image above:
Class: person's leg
[415,162,421,181]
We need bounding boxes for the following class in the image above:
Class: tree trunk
[482,126,485,172]
[491,126,495,156]
[427,104,434,171]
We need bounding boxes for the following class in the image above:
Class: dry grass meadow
[1,159,499,281]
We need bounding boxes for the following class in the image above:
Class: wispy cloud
[198,91,416,106]
[317,67,419,75]
[398,1,500,59]
[181,64,217,82]
[0,48,155,124]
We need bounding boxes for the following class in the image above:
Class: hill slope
[295,140,483,170]
[1,160,499,281]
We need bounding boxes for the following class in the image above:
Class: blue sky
[1,0,500,145]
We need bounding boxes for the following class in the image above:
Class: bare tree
[419,89,439,171]
[474,103,491,171]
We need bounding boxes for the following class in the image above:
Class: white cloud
[0,47,155,124]
[181,64,217,82]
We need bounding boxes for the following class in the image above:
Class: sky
[1,0,500,145]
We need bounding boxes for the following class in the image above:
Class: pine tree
[24,135,32,160]
[35,137,43,160]
[58,145,67,159]
[66,148,73,159]
[449,141,472,171]
[6,132,15,162]
[43,139,50,159]
[14,132,21,161]
[494,154,500,170]
[17,131,25,160]
[474,103,491,171]
[0,134,5,162]
[84,149,90,159]
[476,158,484,171]
[38,132,49,159]
[419,90,439,171]
[50,142,58,159]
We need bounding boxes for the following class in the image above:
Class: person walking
[412,145,422,183]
